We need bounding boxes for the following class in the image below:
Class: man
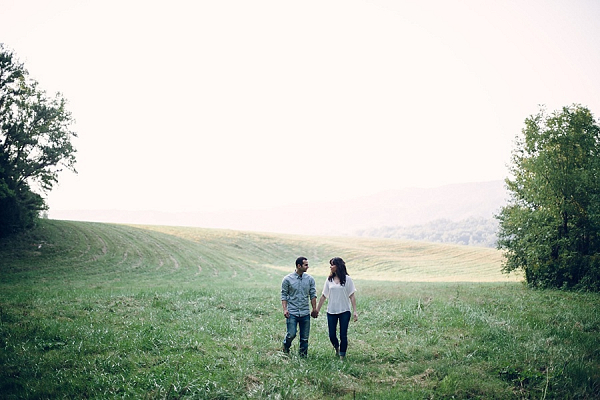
[281,256,317,357]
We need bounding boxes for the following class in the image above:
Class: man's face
[297,259,309,273]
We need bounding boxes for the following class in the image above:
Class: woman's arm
[349,293,358,322]
[315,295,326,315]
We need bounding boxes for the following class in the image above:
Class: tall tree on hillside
[0,45,77,236]
[496,105,600,291]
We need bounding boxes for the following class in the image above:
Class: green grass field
[1,219,598,399]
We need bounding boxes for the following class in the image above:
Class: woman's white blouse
[321,275,356,314]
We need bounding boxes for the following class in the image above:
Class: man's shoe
[334,347,340,357]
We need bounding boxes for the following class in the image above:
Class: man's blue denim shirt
[281,272,316,317]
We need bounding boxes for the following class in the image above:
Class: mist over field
[50,180,506,244]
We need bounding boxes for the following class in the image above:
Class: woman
[315,257,358,359]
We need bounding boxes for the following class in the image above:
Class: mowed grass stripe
[1,220,518,285]
[134,224,519,282]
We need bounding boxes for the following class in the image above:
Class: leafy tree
[0,45,77,237]
[496,105,600,291]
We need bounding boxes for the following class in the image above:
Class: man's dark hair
[296,257,307,267]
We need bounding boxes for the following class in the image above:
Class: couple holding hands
[281,256,358,359]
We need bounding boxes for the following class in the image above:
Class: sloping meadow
[0,220,598,398]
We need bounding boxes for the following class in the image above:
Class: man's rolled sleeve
[281,277,290,301]
[309,276,317,300]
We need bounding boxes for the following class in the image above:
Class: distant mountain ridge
[50,180,508,239]
[357,217,500,247]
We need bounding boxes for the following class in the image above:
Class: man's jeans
[283,314,311,356]
[327,311,351,356]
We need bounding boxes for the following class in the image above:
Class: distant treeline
[356,217,498,248]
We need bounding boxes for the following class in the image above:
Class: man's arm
[281,277,290,318]
[310,276,317,313]
[309,276,317,301]
[282,300,290,318]
[310,296,318,317]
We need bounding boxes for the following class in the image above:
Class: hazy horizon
[48,180,507,237]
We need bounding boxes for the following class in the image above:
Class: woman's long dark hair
[328,257,349,286]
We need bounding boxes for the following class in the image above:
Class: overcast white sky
[2,0,599,213]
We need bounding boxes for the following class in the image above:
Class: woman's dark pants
[327,311,351,356]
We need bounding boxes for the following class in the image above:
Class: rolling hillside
[1,219,519,283]
[139,224,517,282]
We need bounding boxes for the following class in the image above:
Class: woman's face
[330,262,337,274]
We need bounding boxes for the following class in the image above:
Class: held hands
[309,310,356,320]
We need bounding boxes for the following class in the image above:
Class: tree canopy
[0,45,77,237]
[496,105,600,291]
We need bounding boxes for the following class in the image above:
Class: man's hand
[311,310,319,318]
[283,310,290,318]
